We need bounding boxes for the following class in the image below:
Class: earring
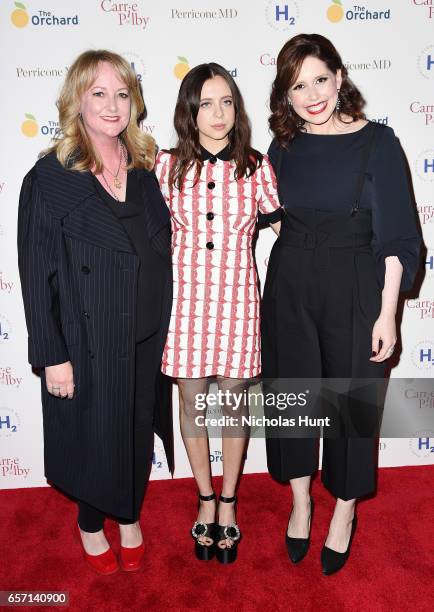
[336,90,341,111]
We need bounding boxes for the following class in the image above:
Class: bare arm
[270,220,281,236]
[370,256,403,362]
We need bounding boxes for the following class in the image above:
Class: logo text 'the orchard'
[10,2,79,27]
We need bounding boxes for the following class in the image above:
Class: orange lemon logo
[11,2,29,27]
[173,57,190,80]
[327,0,344,22]
[21,114,38,137]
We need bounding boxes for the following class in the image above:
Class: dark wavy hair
[168,62,262,190]
[269,34,366,145]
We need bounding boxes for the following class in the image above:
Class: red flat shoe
[120,542,145,572]
[75,525,119,575]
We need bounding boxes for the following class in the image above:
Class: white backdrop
[1,0,433,488]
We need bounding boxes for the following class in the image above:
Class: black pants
[77,334,157,532]
[261,208,385,501]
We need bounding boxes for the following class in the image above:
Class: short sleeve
[256,154,282,224]
[154,150,171,203]
[370,127,421,291]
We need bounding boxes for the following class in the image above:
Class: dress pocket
[263,239,282,301]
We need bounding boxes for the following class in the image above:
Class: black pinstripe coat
[18,152,174,519]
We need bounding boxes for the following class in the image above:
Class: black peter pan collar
[200,144,231,162]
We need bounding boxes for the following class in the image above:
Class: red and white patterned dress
[155,147,281,379]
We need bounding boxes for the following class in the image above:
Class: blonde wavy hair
[46,49,155,172]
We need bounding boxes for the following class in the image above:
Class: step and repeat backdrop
[0,0,433,488]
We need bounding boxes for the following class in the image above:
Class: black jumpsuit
[261,122,420,500]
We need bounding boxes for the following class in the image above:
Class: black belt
[278,230,372,249]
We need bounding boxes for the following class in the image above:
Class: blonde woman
[17,50,173,575]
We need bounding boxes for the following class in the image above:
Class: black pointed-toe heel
[215,495,241,564]
[285,496,314,564]
[321,515,358,575]
[191,492,216,561]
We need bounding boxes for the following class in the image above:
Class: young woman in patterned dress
[155,63,281,563]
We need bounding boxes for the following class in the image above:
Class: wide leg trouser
[261,209,385,500]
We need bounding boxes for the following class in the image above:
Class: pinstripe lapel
[35,152,135,254]
[65,193,135,253]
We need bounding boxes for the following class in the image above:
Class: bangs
[72,52,134,99]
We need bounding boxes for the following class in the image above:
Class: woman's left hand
[370,314,397,362]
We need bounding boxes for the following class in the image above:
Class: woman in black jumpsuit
[261,34,420,574]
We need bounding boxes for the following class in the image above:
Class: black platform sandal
[215,495,241,564]
[191,492,216,561]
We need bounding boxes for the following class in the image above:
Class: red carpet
[1,466,433,611]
